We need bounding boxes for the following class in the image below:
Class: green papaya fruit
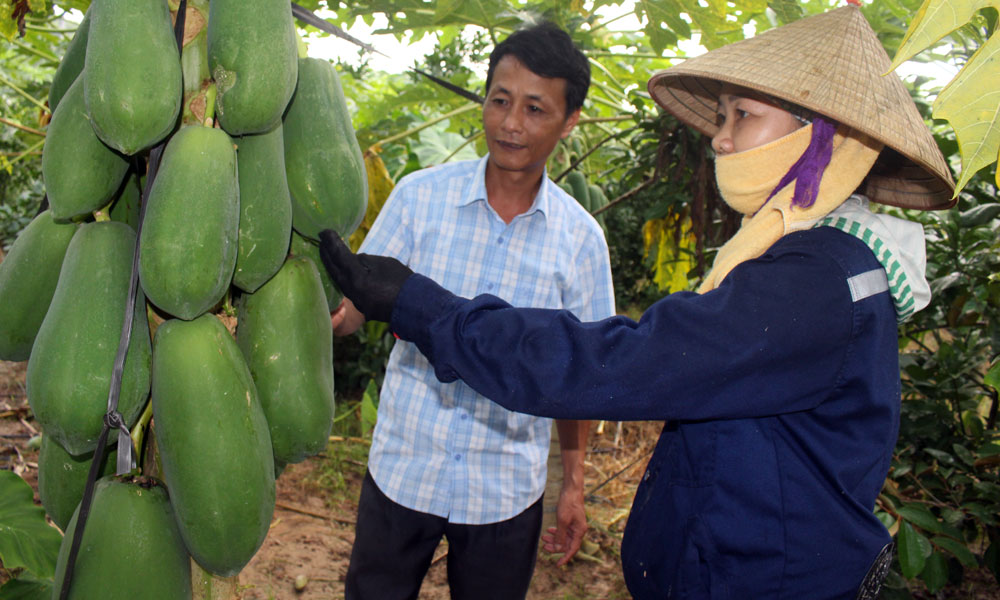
[108,168,145,231]
[152,314,275,576]
[558,181,574,197]
[237,256,335,465]
[37,435,116,531]
[283,57,367,240]
[208,0,297,135]
[27,221,151,456]
[48,8,90,112]
[52,476,192,600]
[586,184,604,208]
[84,0,182,155]
[42,74,130,220]
[290,231,343,310]
[233,124,292,292]
[0,210,78,361]
[139,125,238,320]
[565,171,591,212]
[588,183,609,235]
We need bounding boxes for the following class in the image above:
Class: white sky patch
[305,11,438,73]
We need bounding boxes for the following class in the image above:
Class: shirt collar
[458,154,551,220]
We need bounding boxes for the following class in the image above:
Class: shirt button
[497,237,504,244]
[460,414,468,420]
[454,453,462,461]
[486,283,494,291]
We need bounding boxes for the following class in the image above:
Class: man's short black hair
[485,22,590,116]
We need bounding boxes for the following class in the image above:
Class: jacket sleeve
[391,233,857,422]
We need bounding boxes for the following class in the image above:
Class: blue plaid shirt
[359,155,615,524]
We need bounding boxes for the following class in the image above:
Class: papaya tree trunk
[191,561,240,600]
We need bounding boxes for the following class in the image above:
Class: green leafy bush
[880,164,1000,596]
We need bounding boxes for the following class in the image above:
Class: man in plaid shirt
[331,22,615,600]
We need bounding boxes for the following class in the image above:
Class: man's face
[482,55,580,175]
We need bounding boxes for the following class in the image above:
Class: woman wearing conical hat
[317,4,954,598]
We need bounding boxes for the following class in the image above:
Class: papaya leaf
[635,0,683,54]
[360,378,379,438]
[413,126,479,168]
[897,521,930,578]
[920,551,949,593]
[889,0,1000,70]
[0,471,62,579]
[644,215,696,293]
[767,0,804,25]
[433,0,465,24]
[881,0,917,21]
[0,574,52,600]
[932,535,979,567]
[0,1,19,41]
[350,149,396,250]
[931,24,1000,194]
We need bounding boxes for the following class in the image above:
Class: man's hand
[330,298,365,337]
[318,230,413,324]
[542,484,588,566]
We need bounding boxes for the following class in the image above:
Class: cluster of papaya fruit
[560,170,609,235]
[0,0,367,595]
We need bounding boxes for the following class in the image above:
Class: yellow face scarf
[697,123,884,293]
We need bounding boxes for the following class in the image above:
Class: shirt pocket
[664,421,718,488]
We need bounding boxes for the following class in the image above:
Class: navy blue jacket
[391,227,900,599]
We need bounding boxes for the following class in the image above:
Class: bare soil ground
[3,358,998,599]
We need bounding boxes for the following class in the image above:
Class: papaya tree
[0,0,362,597]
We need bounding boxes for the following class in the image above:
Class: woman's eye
[735,109,749,119]
[715,113,725,127]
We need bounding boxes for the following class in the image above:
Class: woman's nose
[712,123,733,155]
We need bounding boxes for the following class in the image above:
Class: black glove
[318,229,414,324]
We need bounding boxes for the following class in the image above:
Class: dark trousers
[345,470,543,600]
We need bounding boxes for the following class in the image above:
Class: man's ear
[561,108,581,139]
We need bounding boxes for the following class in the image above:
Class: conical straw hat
[647,5,955,210]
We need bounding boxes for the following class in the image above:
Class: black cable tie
[103,410,125,431]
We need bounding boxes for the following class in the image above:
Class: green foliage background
[1,0,998,597]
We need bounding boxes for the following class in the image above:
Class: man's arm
[544,419,590,565]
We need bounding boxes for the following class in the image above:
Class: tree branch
[0,74,48,112]
[0,116,45,137]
